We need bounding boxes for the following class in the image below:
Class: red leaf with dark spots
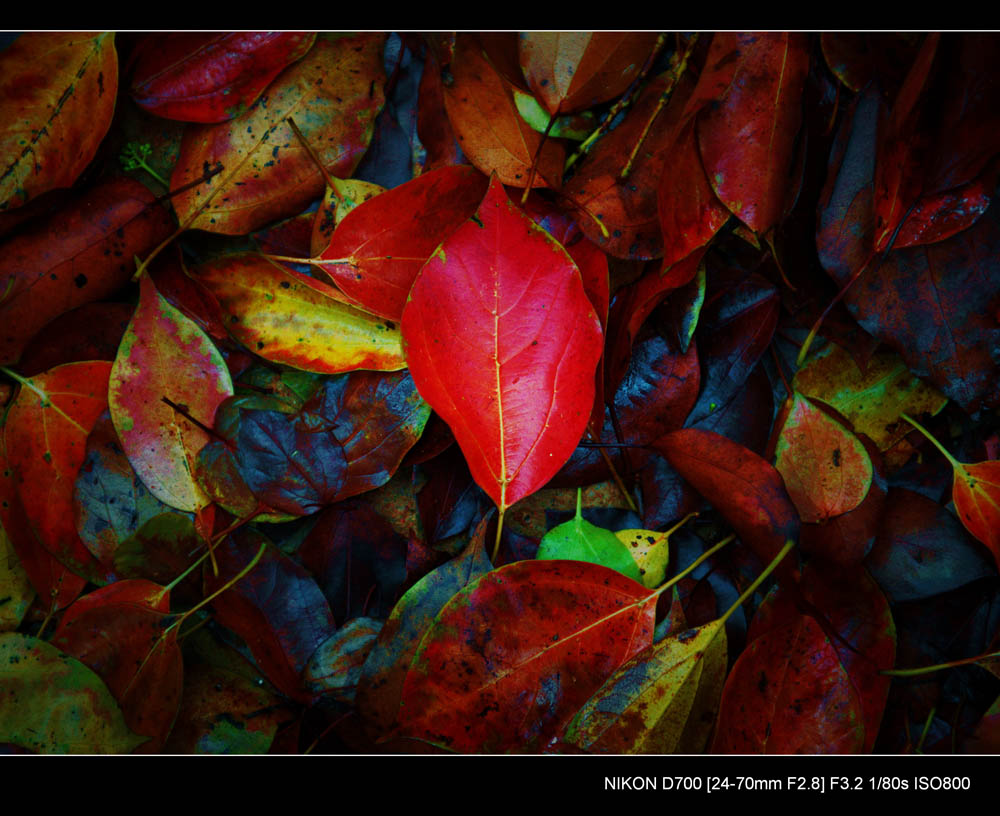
[0,177,175,365]
[712,612,865,753]
[397,559,656,752]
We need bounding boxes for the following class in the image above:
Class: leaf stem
[719,539,796,624]
[652,533,735,597]
[165,540,268,631]
[882,649,1000,678]
[493,507,506,563]
[564,32,669,173]
[132,161,226,283]
[619,33,698,180]
[900,412,962,470]
[286,116,338,190]
[587,420,640,513]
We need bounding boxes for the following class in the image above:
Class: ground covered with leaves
[0,32,998,755]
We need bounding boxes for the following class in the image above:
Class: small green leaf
[536,489,642,582]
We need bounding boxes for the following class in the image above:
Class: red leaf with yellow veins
[109,275,234,513]
[2,362,110,582]
[774,393,873,523]
[190,253,406,374]
[319,165,488,320]
[170,33,385,234]
[130,32,317,123]
[401,175,603,512]
[397,559,656,752]
[0,33,117,211]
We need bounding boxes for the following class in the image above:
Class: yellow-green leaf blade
[565,619,727,753]
[191,253,405,374]
[0,632,146,753]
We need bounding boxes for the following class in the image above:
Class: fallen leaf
[401,175,603,512]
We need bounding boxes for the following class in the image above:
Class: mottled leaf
[170,33,385,234]
[191,253,405,374]
[110,274,234,512]
[397,559,656,752]
[0,632,145,753]
[0,33,117,211]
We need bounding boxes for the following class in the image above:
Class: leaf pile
[1,31,999,755]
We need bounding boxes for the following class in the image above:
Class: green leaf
[536,488,642,582]
[0,632,147,753]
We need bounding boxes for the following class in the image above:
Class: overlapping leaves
[1,31,999,757]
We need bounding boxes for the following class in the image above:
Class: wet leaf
[401,175,603,512]
[0,33,117,211]
[396,559,656,752]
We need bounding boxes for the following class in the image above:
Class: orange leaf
[0,33,117,211]
[170,34,385,234]
[442,35,563,189]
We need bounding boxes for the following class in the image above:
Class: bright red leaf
[319,165,488,320]
[401,175,603,512]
